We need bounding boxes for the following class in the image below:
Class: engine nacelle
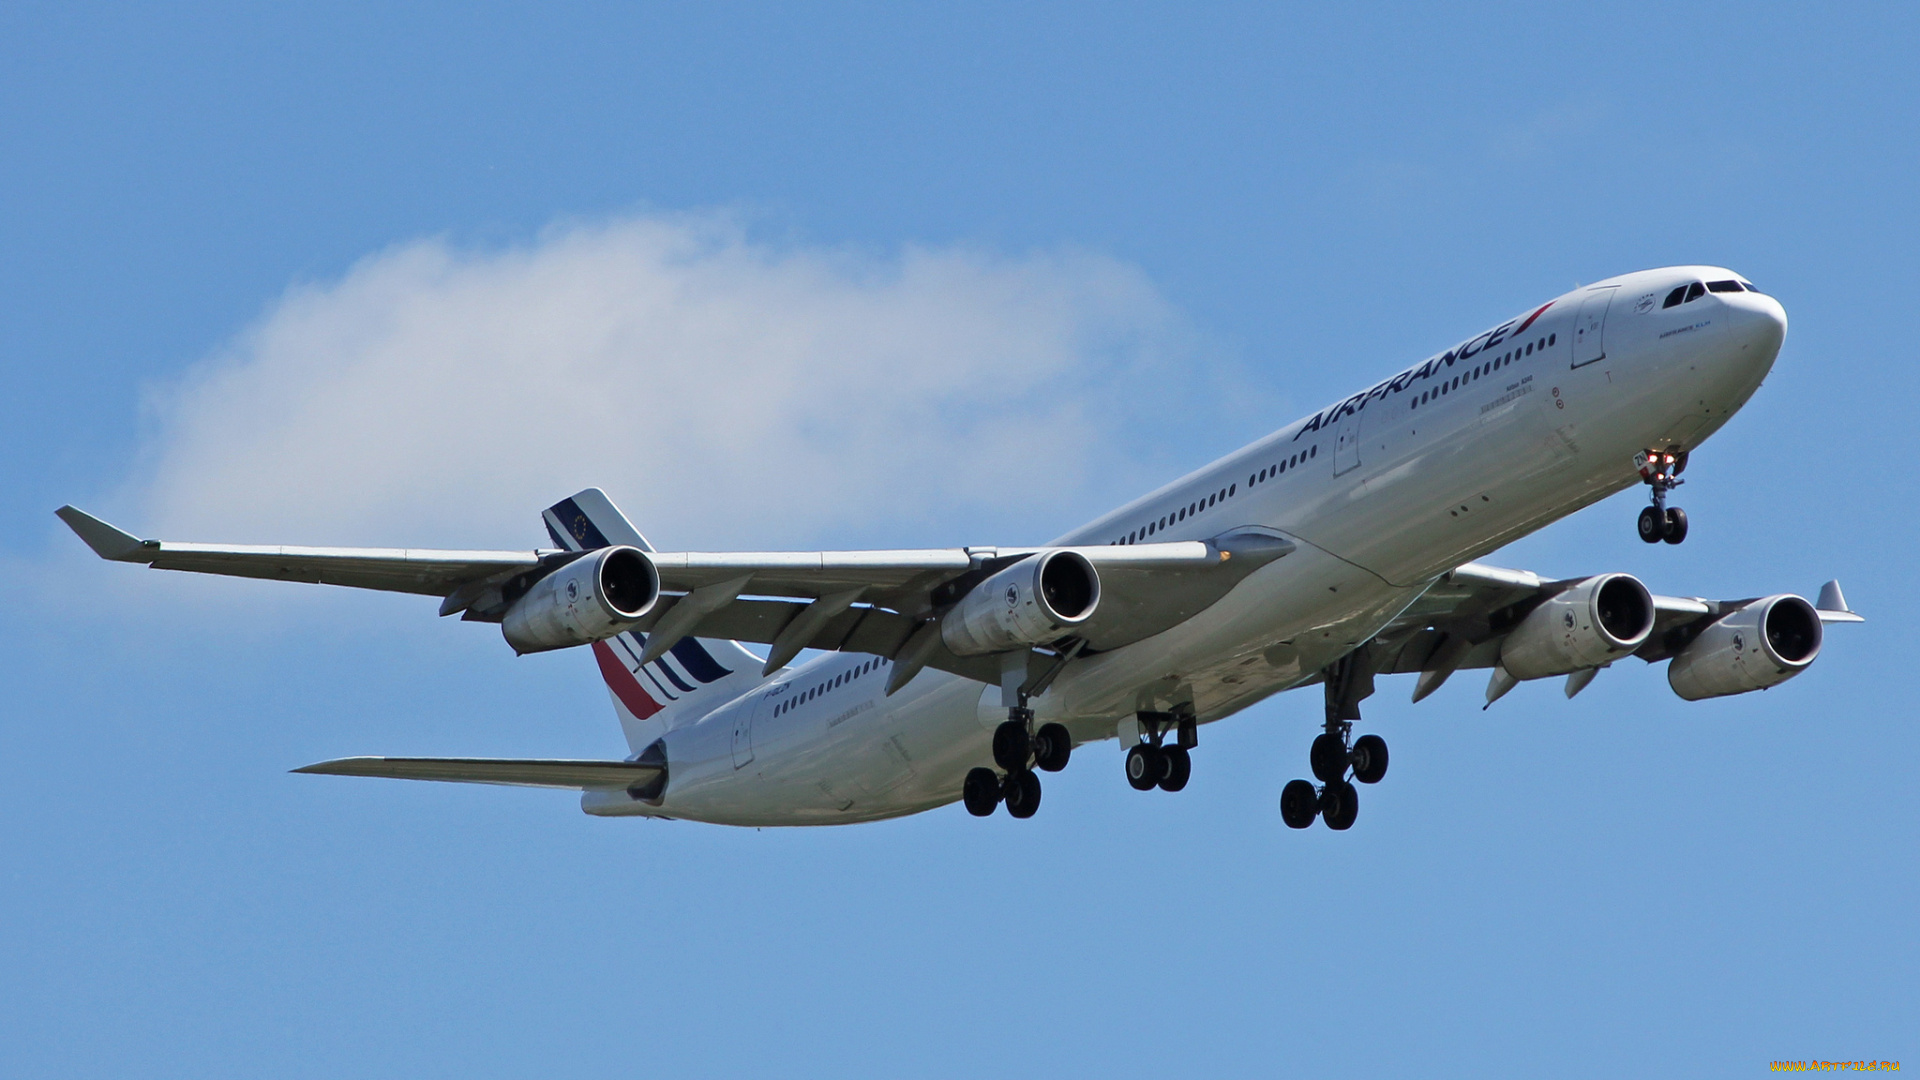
[502,546,660,654]
[1500,573,1655,679]
[1668,594,1822,701]
[941,550,1100,657]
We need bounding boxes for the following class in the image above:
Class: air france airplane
[60,266,1861,830]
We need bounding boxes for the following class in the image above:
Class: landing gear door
[1571,287,1617,369]
[1332,404,1363,476]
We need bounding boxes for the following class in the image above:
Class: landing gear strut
[967,699,1072,819]
[1122,710,1196,793]
[1281,653,1389,830]
[1635,448,1689,545]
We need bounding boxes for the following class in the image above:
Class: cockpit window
[1662,286,1688,309]
[1740,279,1761,293]
[1707,280,1744,293]
[1684,281,1706,303]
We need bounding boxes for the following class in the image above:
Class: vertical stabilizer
[545,489,767,754]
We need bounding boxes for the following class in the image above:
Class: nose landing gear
[1635,448,1690,544]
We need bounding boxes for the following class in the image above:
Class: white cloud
[132,211,1221,554]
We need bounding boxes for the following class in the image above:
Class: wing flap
[294,756,661,790]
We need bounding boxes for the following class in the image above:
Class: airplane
[58,265,1862,830]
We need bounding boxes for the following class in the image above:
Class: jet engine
[1500,573,1655,679]
[1667,594,1822,701]
[502,546,660,654]
[941,550,1100,656]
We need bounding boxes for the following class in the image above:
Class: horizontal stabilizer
[293,756,661,790]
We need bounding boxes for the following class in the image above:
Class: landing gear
[1032,723,1072,772]
[963,767,1001,817]
[1280,652,1388,831]
[1003,769,1042,819]
[1319,780,1358,830]
[1635,448,1689,544]
[992,717,1031,772]
[1280,779,1319,829]
[970,705,1071,818]
[1122,711,1197,794]
[1159,745,1191,792]
[1125,744,1162,791]
[1351,734,1388,785]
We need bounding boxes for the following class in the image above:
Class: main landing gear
[963,703,1073,819]
[1635,448,1690,545]
[1123,710,1196,794]
[1281,654,1389,831]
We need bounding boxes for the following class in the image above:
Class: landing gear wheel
[1003,769,1042,819]
[1125,744,1162,791]
[992,720,1031,772]
[1351,734,1388,784]
[1319,780,1359,831]
[1032,723,1072,772]
[1310,732,1348,782]
[1638,505,1666,543]
[962,767,1001,817]
[1157,745,1191,792]
[1280,779,1319,829]
[1663,507,1688,545]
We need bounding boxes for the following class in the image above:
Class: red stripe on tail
[593,641,663,719]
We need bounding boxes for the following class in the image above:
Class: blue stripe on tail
[545,497,612,551]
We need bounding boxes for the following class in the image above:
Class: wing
[1367,561,1864,702]
[293,756,662,791]
[58,502,1296,685]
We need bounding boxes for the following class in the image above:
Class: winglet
[55,506,156,562]
[1815,580,1864,623]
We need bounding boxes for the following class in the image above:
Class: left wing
[1367,561,1863,703]
[57,498,1297,688]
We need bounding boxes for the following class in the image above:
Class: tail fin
[545,488,767,754]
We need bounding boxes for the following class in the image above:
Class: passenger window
[1684,282,1706,303]
[1548,333,1556,346]
[1707,280,1743,293]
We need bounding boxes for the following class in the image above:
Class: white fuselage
[585,267,1789,826]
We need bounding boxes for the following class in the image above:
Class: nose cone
[1729,290,1788,358]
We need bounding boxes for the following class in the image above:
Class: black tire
[1310,732,1348,782]
[992,720,1031,772]
[1320,780,1359,831]
[1158,745,1192,792]
[1004,769,1042,819]
[1125,744,1162,791]
[962,767,1001,817]
[1638,505,1666,543]
[1280,779,1318,829]
[1033,723,1072,772]
[1663,506,1688,545]
[1351,734,1388,784]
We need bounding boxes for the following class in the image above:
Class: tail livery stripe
[593,641,662,719]
[653,656,699,694]
[545,498,611,552]
[670,637,735,682]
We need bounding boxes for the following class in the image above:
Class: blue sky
[3,4,1915,1076]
